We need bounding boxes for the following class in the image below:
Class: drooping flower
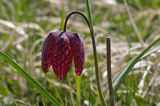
[41,31,85,79]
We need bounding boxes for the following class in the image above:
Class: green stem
[76,76,81,106]
[86,0,106,105]
[63,10,106,105]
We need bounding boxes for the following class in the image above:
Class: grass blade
[110,37,160,105]
[0,80,18,106]
[0,80,8,96]
[67,76,75,105]
[0,50,61,106]
[76,76,81,106]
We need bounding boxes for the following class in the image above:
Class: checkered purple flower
[41,31,85,79]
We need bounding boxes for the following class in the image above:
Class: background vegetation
[0,0,160,105]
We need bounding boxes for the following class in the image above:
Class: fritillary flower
[41,31,85,79]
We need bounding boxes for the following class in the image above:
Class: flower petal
[41,31,60,72]
[66,32,85,76]
[51,33,72,79]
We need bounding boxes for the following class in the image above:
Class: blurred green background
[0,0,160,105]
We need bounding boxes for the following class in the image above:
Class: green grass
[0,0,160,105]
[0,50,61,106]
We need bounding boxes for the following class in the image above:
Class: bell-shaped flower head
[42,31,85,79]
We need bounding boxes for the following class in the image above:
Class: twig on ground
[106,38,115,106]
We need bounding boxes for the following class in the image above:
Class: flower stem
[63,10,106,105]
[76,76,81,106]
[63,11,89,32]
[86,0,106,105]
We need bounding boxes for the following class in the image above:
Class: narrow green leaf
[0,80,8,96]
[110,37,160,104]
[0,80,18,106]
[0,51,61,106]
[41,95,46,106]
[67,76,74,105]
[86,0,93,30]
[76,76,81,106]
[135,95,148,106]
[141,44,160,59]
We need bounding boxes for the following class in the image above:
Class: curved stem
[63,11,106,106]
[63,11,90,32]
